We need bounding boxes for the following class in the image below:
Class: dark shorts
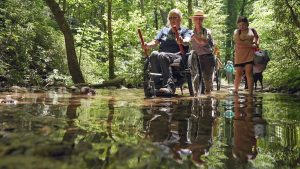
[234,61,254,67]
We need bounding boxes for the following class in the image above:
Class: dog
[243,63,266,90]
[253,72,263,90]
[253,64,266,90]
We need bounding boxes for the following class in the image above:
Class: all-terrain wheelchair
[143,52,205,98]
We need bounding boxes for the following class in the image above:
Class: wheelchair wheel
[216,69,221,90]
[143,59,155,98]
[188,54,205,96]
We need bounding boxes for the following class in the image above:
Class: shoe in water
[158,87,175,96]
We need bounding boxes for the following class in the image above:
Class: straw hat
[190,10,207,18]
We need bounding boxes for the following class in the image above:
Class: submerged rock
[0,96,17,105]
[80,87,96,95]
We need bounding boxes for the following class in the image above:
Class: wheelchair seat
[143,53,196,98]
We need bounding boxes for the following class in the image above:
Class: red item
[172,25,185,56]
[137,28,148,57]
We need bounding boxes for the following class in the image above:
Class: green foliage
[251,0,300,90]
[0,0,68,86]
[0,0,298,90]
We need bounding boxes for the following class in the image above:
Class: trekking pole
[137,28,148,57]
[172,25,185,56]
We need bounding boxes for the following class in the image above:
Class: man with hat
[189,10,215,95]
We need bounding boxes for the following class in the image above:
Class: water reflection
[142,95,269,167]
[0,90,299,168]
[232,95,267,163]
[142,98,219,166]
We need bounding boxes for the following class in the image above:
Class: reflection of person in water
[232,95,266,163]
[142,98,218,166]
[142,101,191,161]
[189,98,217,166]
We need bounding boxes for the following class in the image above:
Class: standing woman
[233,16,259,95]
[190,10,215,95]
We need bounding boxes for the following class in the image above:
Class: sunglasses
[169,16,179,20]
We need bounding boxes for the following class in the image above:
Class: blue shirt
[155,27,192,53]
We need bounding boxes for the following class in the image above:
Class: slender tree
[45,0,85,84]
[240,0,247,16]
[107,0,115,79]
[225,0,238,61]
[188,0,193,29]
[139,0,145,15]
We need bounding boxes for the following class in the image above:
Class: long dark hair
[237,16,249,24]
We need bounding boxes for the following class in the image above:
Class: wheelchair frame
[143,54,205,98]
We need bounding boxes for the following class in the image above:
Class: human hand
[176,36,184,45]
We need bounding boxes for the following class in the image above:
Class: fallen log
[74,77,126,88]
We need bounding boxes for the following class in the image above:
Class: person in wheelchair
[142,9,192,96]
[189,10,215,95]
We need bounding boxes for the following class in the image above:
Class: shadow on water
[0,89,299,168]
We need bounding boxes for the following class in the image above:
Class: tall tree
[225,0,238,61]
[45,0,85,84]
[240,0,247,16]
[139,0,145,15]
[188,0,193,29]
[107,0,115,79]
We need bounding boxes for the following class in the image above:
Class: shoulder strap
[251,28,258,38]
[238,28,258,38]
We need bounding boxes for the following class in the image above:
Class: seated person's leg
[149,51,161,85]
[158,52,181,95]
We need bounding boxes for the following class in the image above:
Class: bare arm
[142,39,159,49]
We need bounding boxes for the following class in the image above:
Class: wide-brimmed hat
[190,10,207,18]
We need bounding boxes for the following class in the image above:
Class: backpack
[225,64,234,73]
[254,50,270,65]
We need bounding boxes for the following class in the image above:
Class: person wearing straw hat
[189,10,215,95]
[142,9,192,96]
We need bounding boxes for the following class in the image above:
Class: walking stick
[137,28,148,57]
[172,25,185,56]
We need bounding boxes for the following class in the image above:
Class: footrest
[170,62,180,67]
[150,73,162,76]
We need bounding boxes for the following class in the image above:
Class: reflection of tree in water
[142,98,219,167]
[62,95,116,168]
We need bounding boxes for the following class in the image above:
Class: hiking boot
[158,86,175,96]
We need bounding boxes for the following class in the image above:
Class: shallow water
[0,89,299,169]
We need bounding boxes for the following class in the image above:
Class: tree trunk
[154,8,158,30]
[188,0,193,29]
[159,9,168,26]
[107,0,115,79]
[240,0,247,16]
[140,0,145,15]
[99,4,107,32]
[194,0,199,6]
[45,0,85,84]
[284,0,300,29]
[225,0,238,61]
[62,0,66,13]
